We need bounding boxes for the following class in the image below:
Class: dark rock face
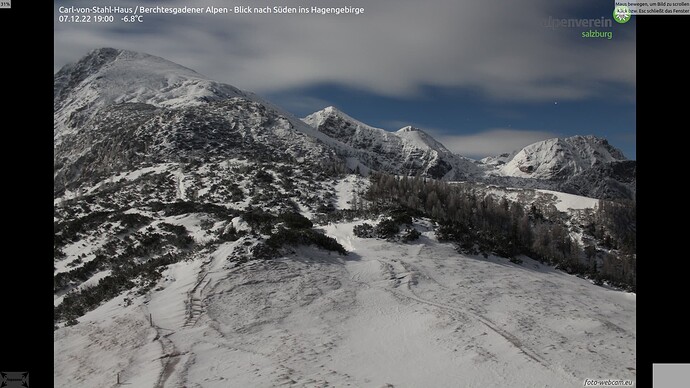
[561,161,636,201]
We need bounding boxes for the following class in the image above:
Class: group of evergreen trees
[361,173,636,290]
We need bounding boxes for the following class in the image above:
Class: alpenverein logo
[614,5,632,23]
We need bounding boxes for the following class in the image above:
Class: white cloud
[54,0,635,102]
[433,129,558,158]
[380,120,558,158]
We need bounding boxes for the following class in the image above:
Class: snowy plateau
[54,48,635,387]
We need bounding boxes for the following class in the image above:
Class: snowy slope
[54,49,443,191]
[53,49,364,194]
[537,189,599,212]
[493,135,627,180]
[303,106,393,145]
[53,48,406,171]
[54,218,635,387]
[303,106,479,180]
[53,48,351,159]
[396,125,455,155]
[54,48,247,142]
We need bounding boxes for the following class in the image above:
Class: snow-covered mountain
[489,135,627,179]
[303,106,479,180]
[54,48,248,143]
[55,48,484,193]
[301,106,635,199]
[478,136,635,200]
[53,49,363,195]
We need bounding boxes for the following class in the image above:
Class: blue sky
[54,0,636,159]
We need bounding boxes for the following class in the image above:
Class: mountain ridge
[54,48,634,200]
[302,106,479,180]
[491,135,627,180]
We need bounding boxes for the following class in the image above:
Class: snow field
[55,219,634,387]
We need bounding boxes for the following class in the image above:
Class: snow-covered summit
[303,107,479,180]
[55,48,245,106]
[304,106,367,128]
[303,106,396,143]
[53,49,352,192]
[54,48,246,141]
[303,107,450,156]
[493,135,627,180]
[395,126,454,154]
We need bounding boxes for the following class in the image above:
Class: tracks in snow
[379,256,578,385]
[183,257,215,328]
[149,245,239,387]
[147,305,183,388]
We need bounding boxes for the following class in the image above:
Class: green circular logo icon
[614,6,631,23]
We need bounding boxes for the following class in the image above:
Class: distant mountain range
[54,48,635,200]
